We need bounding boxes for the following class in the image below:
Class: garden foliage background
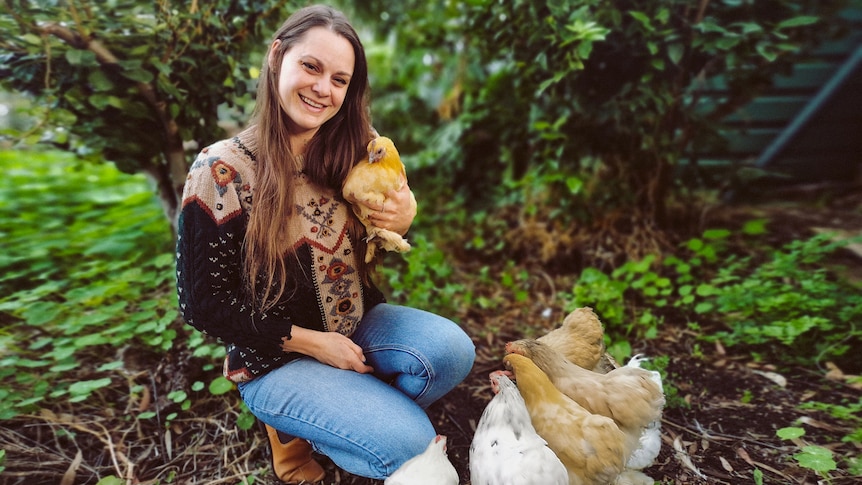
[1,0,861,483]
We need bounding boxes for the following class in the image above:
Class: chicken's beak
[369,146,385,163]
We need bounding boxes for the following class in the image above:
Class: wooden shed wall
[690,8,862,188]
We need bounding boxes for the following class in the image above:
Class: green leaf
[68,378,113,397]
[687,238,704,252]
[98,361,124,371]
[742,219,767,235]
[777,16,819,29]
[777,427,805,440]
[96,476,125,485]
[121,68,154,83]
[565,176,583,194]
[75,333,107,347]
[695,284,715,296]
[22,302,63,326]
[236,411,256,430]
[735,22,763,34]
[87,70,114,91]
[756,43,778,62]
[208,377,235,395]
[168,390,188,403]
[629,11,654,32]
[794,446,837,473]
[694,302,714,314]
[667,43,684,65]
[703,229,730,240]
[65,49,97,67]
[716,37,741,50]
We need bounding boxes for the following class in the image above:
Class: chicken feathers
[470,370,568,485]
[503,353,627,485]
[342,136,417,262]
[385,434,458,485]
[505,339,665,471]
[621,355,664,470]
[537,307,607,372]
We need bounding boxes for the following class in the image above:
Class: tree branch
[39,22,186,227]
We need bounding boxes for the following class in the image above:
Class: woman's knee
[435,319,476,376]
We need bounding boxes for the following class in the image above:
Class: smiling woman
[271,27,355,140]
[173,4,475,484]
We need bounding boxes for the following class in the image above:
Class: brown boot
[264,424,326,484]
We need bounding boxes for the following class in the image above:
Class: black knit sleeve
[175,147,290,355]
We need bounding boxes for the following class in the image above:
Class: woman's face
[270,26,355,149]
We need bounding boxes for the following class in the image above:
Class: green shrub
[568,227,861,371]
[703,233,862,368]
[0,150,176,418]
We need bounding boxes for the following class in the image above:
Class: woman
[175,4,475,483]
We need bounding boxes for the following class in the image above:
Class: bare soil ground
[2,191,861,485]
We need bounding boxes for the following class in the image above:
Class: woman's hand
[365,178,416,236]
[281,326,373,373]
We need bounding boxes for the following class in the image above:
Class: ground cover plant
[2,2,861,483]
[0,149,860,484]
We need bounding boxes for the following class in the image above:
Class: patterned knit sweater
[175,132,385,383]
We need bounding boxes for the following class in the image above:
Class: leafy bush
[378,233,468,317]
[799,398,862,445]
[0,1,299,227]
[0,150,178,418]
[351,0,851,238]
[702,234,862,366]
[569,226,862,372]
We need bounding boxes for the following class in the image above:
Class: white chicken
[621,355,663,470]
[470,370,568,485]
[385,434,458,485]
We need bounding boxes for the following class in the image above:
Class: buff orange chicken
[503,353,627,485]
[537,307,608,372]
[342,136,417,263]
[505,339,665,473]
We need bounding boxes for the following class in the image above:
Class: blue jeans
[237,303,475,479]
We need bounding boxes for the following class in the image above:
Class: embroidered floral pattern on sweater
[288,173,363,335]
[318,254,361,334]
[185,146,250,224]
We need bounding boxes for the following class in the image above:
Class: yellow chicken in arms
[342,136,417,263]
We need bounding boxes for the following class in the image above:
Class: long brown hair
[244,4,372,311]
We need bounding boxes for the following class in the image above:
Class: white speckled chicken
[619,355,664,470]
[385,434,458,485]
[470,370,568,485]
[505,339,665,474]
[503,353,628,485]
[342,136,417,262]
